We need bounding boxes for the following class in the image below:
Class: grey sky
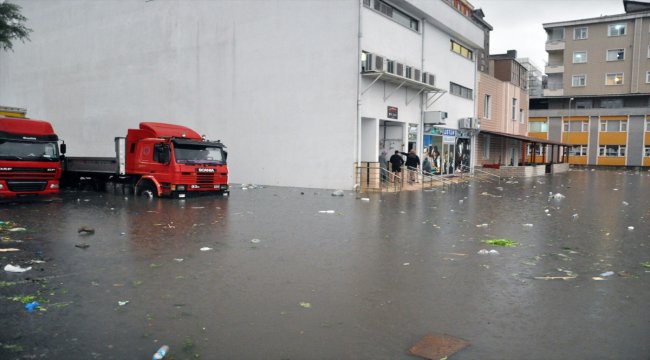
[470,0,625,69]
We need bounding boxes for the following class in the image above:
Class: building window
[564,120,589,132]
[600,120,627,132]
[450,40,473,60]
[573,51,587,63]
[519,109,525,124]
[569,145,588,156]
[482,135,490,159]
[512,98,517,120]
[645,146,650,157]
[646,71,650,83]
[647,45,650,58]
[608,23,626,36]
[483,94,491,119]
[370,0,419,31]
[528,144,544,156]
[599,145,625,157]
[606,48,625,61]
[606,73,624,85]
[528,121,548,132]
[646,119,650,131]
[574,27,588,40]
[450,82,473,99]
[572,75,586,87]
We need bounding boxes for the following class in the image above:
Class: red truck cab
[0,116,62,198]
[126,122,229,198]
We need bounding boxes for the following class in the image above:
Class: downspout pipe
[356,0,362,176]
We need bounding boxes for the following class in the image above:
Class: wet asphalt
[0,169,649,360]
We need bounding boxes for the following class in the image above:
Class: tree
[0,1,32,51]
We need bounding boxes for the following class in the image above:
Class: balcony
[545,40,565,52]
[544,88,564,97]
[544,64,564,74]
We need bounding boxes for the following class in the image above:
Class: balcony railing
[545,40,565,51]
[544,64,564,74]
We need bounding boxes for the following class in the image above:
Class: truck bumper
[0,180,60,198]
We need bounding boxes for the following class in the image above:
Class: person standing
[378,151,388,182]
[389,150,404,183]
[401,149,420,183]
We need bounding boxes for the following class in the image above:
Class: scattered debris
[4,264,32,272]
[299,301,311,309]
[627,226,634,230]
[600,271,614,277]
[173,258,184,262]
[0,248,20,252]
[7,227,26,232]
[481,239,517,247]
[403,262,410,266]
[77,226,95,235]
[622,201,629,206]
[251,238,261,244]
[118,300,129,306]
[641,261,650,269]
[572,213,579,220]
[24,301,40,312]
[534,276,576,280]
[477,249,499,255]
[75,243,90,249]
[200,247,213,251]
[592,277,605,281]
[408,333,470,360]
[331,190,344,196]
[549,193,565,200]
[152,345,169,360]
[522,223,534,227]
[360,198,370,201]
[318,210,335,214]
[475,223,488,228]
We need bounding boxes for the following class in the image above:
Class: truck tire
[137,182,157,198]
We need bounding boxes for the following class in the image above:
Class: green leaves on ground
[481,238,517,247]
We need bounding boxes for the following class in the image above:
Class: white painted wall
[0,0,359,189]
[0,0,483,189]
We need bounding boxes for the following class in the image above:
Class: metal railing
[408,166,453,190]
[458,164,501,183]
[354,163,402,192]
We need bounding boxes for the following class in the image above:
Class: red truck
[0,107,64,198]
[63,122,229,198]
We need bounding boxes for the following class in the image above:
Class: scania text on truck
[63,122,229,198]
[0,106,64,198]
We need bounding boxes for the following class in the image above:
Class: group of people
[379,148,441,184]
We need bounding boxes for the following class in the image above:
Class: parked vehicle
[0,106,64,198]
[62,122,229,198]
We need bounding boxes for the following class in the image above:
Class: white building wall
[0,0,359,189]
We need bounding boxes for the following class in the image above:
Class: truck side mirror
[223,150,228,162]
[60,143,67,154]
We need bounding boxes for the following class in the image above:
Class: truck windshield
[173,144,224,165]
[0,140,59,162]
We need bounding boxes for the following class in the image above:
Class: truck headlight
[0,184,3,190]
[50,183,59,189]
[177,185,186,191]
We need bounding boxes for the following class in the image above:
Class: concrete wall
[0,0,359,189]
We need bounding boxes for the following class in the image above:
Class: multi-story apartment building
[530,4,650,167]
[0,0,485,189]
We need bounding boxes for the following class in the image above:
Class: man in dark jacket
[401,149,420,183]
[389,150,404,183]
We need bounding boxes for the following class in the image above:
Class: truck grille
[7,181,47,192]
[196,173,214,184]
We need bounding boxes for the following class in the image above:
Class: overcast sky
[470,0,626,69]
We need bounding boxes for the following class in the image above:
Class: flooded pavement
[1,170,649,360]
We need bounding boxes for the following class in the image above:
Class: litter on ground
[408,333,470,360]
[4,264,32,273]
[481,239,517,247]
[200,247,213,251]
[318,210,335,214]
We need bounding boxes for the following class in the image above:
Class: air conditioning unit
[386,60,395,74]
[471,117,481,130]
[424,111,448,124]
[404,66,413,79]
[413,68,421,82]
[395,62,404,77]
[422,72,435,86]
[459,118,472,129]
[363,53,384,72]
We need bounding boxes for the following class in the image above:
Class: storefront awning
[480,129,568,146]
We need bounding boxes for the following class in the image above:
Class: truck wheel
[137,182,157,198]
